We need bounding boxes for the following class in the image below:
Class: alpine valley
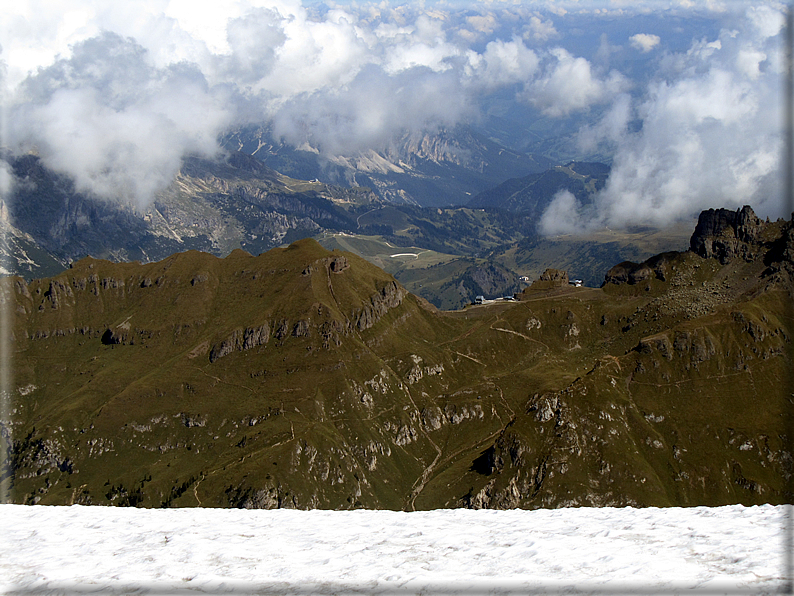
[3,200,792,509]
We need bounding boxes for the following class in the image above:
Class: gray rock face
[4,152,368,273]
[352,281,406,331]
[209,323,271,362]
[604,261,651,285]
[689,205,764,263]
[525,268,570,292]
[327,256,349,273]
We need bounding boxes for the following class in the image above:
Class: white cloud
[221,8,287,87]
[595,33,621,65]
[466,13,498,35]
[649,68,756,126]
[523,15,559,42]
[577,92,633,153]
[538,190,591,235]
[522,48,629,117]
[734,47,767,80]
[5,0,788,222]
[8,34,232,207]
[0,161,15,200]
[379,14,462,74]
[251,7,372,98]
[542,10,786,233]
[270,65,474,156]
[465,38,540,90]
[746,4,784,39]
[629,33,660,52]
[4,2,565,204]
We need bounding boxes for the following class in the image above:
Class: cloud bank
[1,1,650,207]
[2,1,788,230]
[9,33,232,205]
[541,4,786,233]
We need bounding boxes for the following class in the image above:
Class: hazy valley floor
[1,504,790,595]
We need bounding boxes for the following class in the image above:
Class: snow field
[1,504,790,595]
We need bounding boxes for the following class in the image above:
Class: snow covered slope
[1,504,789,594]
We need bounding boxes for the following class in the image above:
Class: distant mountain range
[467,161,610,215]
[220,124,556,207]
[2,150,690,308]
[3,151,370,274]
[0,201,67,280]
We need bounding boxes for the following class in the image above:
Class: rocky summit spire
[689,205,765,263]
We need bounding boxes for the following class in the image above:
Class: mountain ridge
[4,206,791,509]
[467,161,610,216]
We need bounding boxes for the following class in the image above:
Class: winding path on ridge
[356,206,384,230]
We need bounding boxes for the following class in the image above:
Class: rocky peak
[529,268,568,289]
[689,205,764,264]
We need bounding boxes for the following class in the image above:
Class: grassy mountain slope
[5,208,792,509]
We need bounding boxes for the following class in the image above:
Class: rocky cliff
[603,252,680,286]
[689,205,767,263]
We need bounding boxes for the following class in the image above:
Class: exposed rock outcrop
[689,205,764,264]
[528,268,568,290]
[209,323,271,362]
[606,206,789,288]
[539,268,568,284]
[351,281,406,331]
[327,256,349,273]
[604,252,680,285]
